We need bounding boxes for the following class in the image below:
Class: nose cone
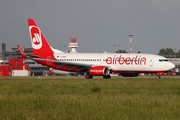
[169,62,175,69]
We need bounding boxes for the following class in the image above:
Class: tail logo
[33,33,41,45]
[29,26,42,50]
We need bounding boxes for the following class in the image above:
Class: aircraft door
[47,56,50,65]
[99,58,104,65]
[149,58,153,66]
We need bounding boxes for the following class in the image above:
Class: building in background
[69,36,79,53]
[0,43,49,76]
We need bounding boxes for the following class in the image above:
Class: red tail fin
[28,19,54,58]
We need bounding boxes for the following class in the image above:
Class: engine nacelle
[120,73,139,77]
[89,66,110,76]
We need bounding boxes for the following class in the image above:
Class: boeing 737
[17,19,175,79]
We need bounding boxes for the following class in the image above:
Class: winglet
[17,45,28,58]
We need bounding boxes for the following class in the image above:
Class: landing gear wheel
[156,76,161,79]
[103,75,111,79]
[85,74,93,79]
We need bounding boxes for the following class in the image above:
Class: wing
[32,58,93,72]
[17,45,28,58]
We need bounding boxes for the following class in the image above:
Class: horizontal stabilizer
[17,45,28,58]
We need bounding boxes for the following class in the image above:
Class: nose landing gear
[156,72,164,79]
[156,76,161,79]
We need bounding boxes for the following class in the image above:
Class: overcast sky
[1,0,180,54]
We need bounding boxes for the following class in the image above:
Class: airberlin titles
[106,55,146,65]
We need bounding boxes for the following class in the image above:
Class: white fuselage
[53,53,175,73]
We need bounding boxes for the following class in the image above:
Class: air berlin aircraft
[17,19,175,79]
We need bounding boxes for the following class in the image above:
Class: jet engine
[89,66,110,76]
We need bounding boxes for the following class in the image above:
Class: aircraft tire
[103,75,111,79]
[85,74,93,79]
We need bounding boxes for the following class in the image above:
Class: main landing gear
[103,75,111,79]
[85,74,93,79]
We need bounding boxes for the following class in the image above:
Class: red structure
[69,36,79,53]
[70,36,78,43]
[0,65,9,76]
[0,58,29,76]
[129,34,133,53]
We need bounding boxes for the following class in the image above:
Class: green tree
[158,48,167,55]
[176,50,180,58]
[115,50,128,53]
[158,48,177,57]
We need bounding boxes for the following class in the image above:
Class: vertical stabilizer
[28,19,54,58]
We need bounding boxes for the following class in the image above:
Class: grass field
[0,76,180,120]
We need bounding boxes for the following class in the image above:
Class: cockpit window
[159,59,168,62]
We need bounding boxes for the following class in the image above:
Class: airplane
[17,19,175,79]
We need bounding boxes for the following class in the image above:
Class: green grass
[0,76,180,120]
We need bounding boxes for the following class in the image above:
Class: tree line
[115,48,180,58]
